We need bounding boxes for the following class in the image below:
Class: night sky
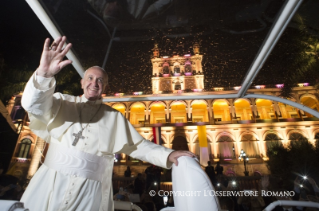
[1,0,318,102]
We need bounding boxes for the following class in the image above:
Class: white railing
[263,200,319,211]
[114,201,142,211]
[0,200,29,211]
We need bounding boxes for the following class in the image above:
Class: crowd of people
[0,175,26,201]
[204,161,319,211]
[205,161,224,186]
[216,174,319,211]
[113,162,319,211]
[1,161,319,211]
[113,165,168,211]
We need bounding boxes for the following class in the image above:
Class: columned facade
[6,45,319,179]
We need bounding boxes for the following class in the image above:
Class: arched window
[172,136,189,151]
[289,133,306,141]
[112,103,126,115]
[174,81,181,90]
[240,134,260,157]
[170,102,187,123]
[264,133,282,150]
[162,62,169,74]
[278,102,299,118]
[174,65,180,74]
[163,66,169,74]
[213,100,231,121]
[130,103,145,125]
[234,99,253,120]
[255,99,274,119]
[150,103,166,124]
[18,138,32,158]
[185,60,192,73]
[289,132,307,146]
[217,136,234,158]
[192,101,208,122]
[300,96,319,117]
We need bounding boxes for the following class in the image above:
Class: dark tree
[267,139,319,190]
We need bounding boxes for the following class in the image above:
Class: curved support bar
[0,200,29,211]
[263,200,319,211]
[113,200,142,211]
[244,94,319,118]
[25,0,85,78]
[103,94,239,103]
[238,0,303,97]
[132,204,143,211]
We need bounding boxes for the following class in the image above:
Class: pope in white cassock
[20,37,194,211]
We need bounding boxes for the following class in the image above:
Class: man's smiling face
[81,67,107,101]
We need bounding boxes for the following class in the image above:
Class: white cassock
[20,72,174,211]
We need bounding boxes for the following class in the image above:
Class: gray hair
[84,66,108,86]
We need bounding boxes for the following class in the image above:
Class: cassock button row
[69,192,71,194]
[65,202,68,204]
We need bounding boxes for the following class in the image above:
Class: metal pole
[238,0,303,97]
[103,93,319,118]
[244,94,319,118]
[102,28,117,69]
[25,0,85,78]
[263,200,319,211]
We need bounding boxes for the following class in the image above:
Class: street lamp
[239,149,249,176]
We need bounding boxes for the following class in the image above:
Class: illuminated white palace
[6,43,319,179]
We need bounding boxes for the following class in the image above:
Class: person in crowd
[124,166,131,177]
[205,161,216,186]
[145,165,154,190]
[215,162,224,176]
[113,187,130,201]
[134,173,145,196]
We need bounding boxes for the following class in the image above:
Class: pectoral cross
[72,130,85,146]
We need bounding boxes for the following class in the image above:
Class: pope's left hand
[168,150,196,166]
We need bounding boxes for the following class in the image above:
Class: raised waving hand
[37,36,73,78]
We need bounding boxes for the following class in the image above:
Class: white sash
[44,143,108,182]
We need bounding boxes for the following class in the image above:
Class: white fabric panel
[0,200,29,211]
[172,156,219,211]
[160,207,175,211]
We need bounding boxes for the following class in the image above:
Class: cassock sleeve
[118,114,174,169]
[120,139,174,169]
[21,71,57,141]
[100,110,174,169]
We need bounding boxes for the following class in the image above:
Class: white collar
[80,95,103,105]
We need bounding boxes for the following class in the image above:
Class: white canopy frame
[26,0,85,78]
[25,0,319,118]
